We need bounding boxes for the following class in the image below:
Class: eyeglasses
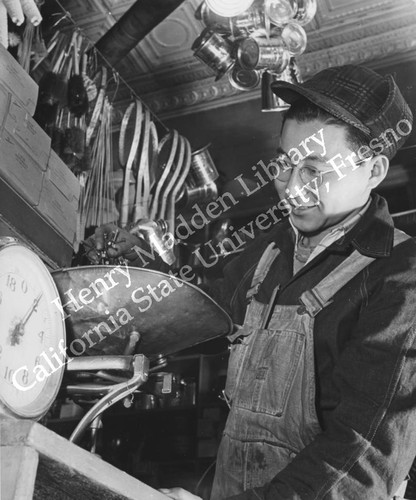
[269,152,373,187]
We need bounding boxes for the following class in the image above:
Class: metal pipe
[94,0,187,66]
[66,355,134,372]
[70,355,149,444]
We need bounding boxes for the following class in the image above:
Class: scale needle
[9,292,43,346]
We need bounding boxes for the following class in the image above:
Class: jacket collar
[334,193,395,258]
[267,193,395,259]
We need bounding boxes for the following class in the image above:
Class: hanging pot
[188,144,219,186]
[229,64,260,91]
[192,28,235,80]
[238,36,290,72]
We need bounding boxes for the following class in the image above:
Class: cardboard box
[0,179,75,269]
[36,150,80,244]
[0,129,44,206]
[5,94,51,170]
[37,179,78,245]
[46,149,80,205]
[0,82,11,128]
[0,44,38,116]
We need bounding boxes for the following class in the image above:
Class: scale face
[0,238,66,419]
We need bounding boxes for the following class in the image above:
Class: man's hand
[84,222,146,263]
[95,223,143,258]
[159,487,202,500]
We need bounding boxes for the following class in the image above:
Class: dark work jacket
[210,193,416,500]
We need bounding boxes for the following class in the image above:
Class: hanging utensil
[68,31,89,117]
[81,52,98,102]
[150,131,172,194]
[34,32,71,128]
[148,121,159,191]
[20,0,42,26]
[149,130,179,221]
[63,112,89,175]
[86,66,107,147]
[133,107,151,221]
[82,98,117,228]
[119,99,143,227]
[166,136,192,234]
[17,21,34,72]
[31,29,59,71]
[2,0,24,26]
[157,133,185,222]
[0,1,7,48]
[50,108,66,156]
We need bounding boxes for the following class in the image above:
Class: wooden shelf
[0,416,168,500]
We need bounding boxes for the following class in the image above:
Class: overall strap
[226,242,281,342]
[245,243,281,302]
[299,229,410,317]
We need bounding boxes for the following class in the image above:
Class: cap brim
[271,80,371,136]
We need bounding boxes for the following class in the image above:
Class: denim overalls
[211,230,409,499]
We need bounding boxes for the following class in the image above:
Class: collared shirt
[290,199,371,273]
[210,193,416,500]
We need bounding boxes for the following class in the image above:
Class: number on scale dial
[0,239,66,419]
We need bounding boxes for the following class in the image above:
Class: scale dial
[0,238,66,419]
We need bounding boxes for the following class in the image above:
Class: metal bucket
[184,181,218,206]
[262,59,302,111]
[232,5,265,35]
[198,3,232,35]
[189,144,219,186]
[192,28,235,80]
[229,64,261,91]
[51,266,233,360]
[262,70,290,112]
[238,36,290,72]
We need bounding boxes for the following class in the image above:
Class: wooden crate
[0,416,169,500]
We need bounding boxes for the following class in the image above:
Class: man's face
[275,118,373,234]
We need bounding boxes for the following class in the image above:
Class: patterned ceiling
[56,0,416,118]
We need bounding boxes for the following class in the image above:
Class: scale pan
[52,266,233,360]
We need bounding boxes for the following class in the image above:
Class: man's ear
[367,155,389,190]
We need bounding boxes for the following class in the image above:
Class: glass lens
[200,3,232,35]
[229,65,260,91]
[265,0,298,26]
[294,0,317,26]
[237,37,260,70]
[282,21,307,56]
[206,0,255,17]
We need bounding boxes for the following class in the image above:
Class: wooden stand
[0,416,168,500]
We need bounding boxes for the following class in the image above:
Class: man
[96,65,416,499]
